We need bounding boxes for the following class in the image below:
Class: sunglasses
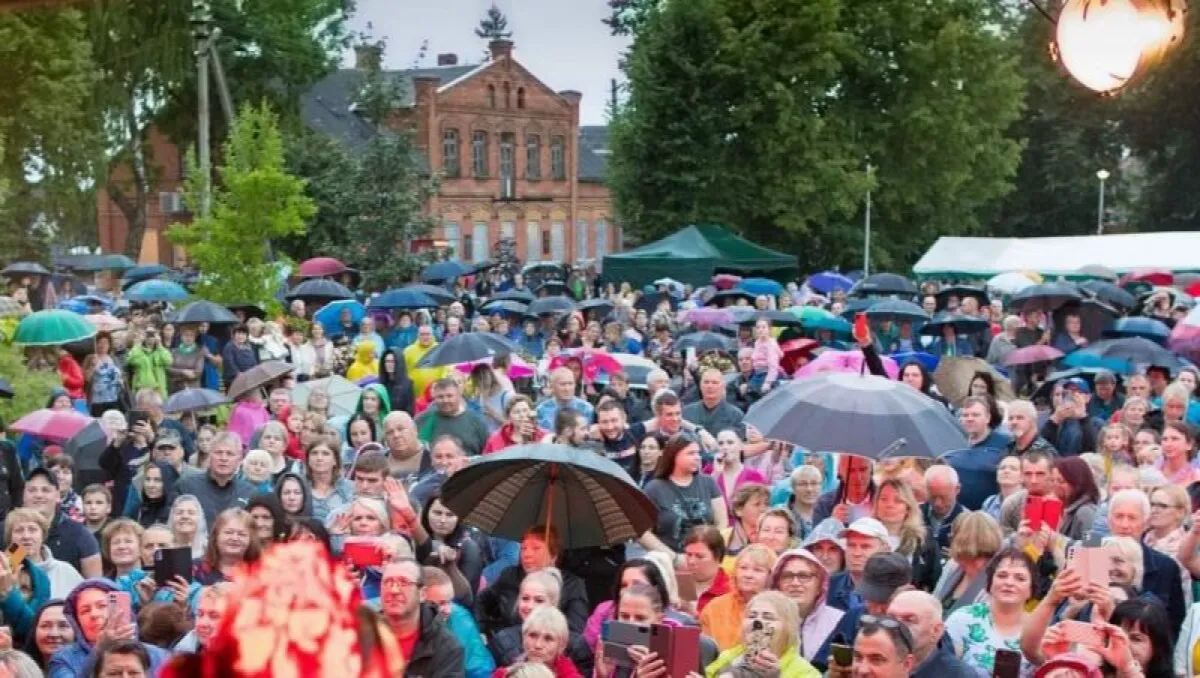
[859,614,914,654]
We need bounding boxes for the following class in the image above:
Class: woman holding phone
[702,591,819,678]
[484,396,548,454]
[47,579,169,677]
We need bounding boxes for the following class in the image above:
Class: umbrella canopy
[889,351,940,373]
[933,357,1015,407]
[0,296,24,318]
[1122,269,1174,287]
[737,278,784,297]
[789,306,852,336]
[1104,317,1171,344]
[1003,345,1065,367]
[1076,264,1119,281]
[865,300,930,324]
[527,296,576,317]
[440,444,657,549]
[226,303,267,320]
[421,260,472,283]
[226,361,295,399]
[854,273,918,297]
[163,388,229,414]
[478,300,529,315]
[986,272,1037,295]
[919,311,990,336]
[122,264,170,282]
[417,333,523,368]
[402,284,457,306]
[1,262,49,277]
[536,281,568,297]
[456,355,537,379]
[291,375,363,418]
[744,373,968,460]
[577,298,615,317]
[314,300,366,338]
[1063,337,1184,374]
[794,350,900,379]
[369,288,439,310]
[14,310,96,346]
[605,353,658,388]
[489,289,536,305]
[125,279,189,303]
[64,420,107,475]
[705,289,757,307]
[806,271,854,295]
[297,257,348,278]
[679,307,734,328]
[551,351,626,383]
[287,278,354,302]
[934,286,989,311]
[780,338,822,375]
[10,409,93,443]
[1079,280,1137,310]
[1010,283,1083,313]
[675,331,737,353]
[731,309,803,328]
[72,253,136,272]
[83,313,125,333]
[711,274,742,290]
[167,301,239,325]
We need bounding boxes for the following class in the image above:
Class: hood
[771,548,831,607]
[142,461,180,507]
[801,518,846,553]
[274,470,313,517]
[64,578,121,651]
[356,383,392,419]
[379,348,411,386]
[247,492,292,541]
[354,341,377,364]
[45,387,69,408]
[22,599,66,665]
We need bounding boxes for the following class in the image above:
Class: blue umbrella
[807,271,854,294]
[888,351,940,373]
[1063,337,1184,375]
[122,264,170,283]
[126,279,189,302]
[1103,317,1170,345]
[368,288,439,310]
[737,278,784,297]
[421,260,472,283]
[73,295,111,309]
[314,300,366,337]
[57,299,88,314]
[920,311,989,336]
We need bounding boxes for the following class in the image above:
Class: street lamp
[1096,169,1110,235]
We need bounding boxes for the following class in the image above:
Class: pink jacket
[227,400,269,448]
[751,337,783,385]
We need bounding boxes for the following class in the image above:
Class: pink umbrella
[712,274,742,290]
[84,313,126,333]
[551,349,623,382]
[1169,308,1200,362]
[794,350,899,380]
[1003,345,1064,367]
[10,409,93,443]
[297,257,347,278]
[456,355,536,379]
[678,307,733,328]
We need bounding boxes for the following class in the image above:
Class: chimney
[437,53,459,67]
[489,39,514,61]
[558,90,582,109]
[354,43,383,71]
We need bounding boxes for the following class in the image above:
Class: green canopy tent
[601,224,798,288]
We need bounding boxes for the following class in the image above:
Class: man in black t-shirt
[593,400,640,477]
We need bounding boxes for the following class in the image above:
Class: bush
[0,341,63,427]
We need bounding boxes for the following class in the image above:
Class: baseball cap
[840,517,890,543]
[856,552,913,603]
[154,429,183,448]
[27,467,55,486]
[1062,377,1091,394]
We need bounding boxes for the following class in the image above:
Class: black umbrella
[839,298,877,320]
[865,299,930,324]
[528,296,576,317]
[705,290,756,307]
[163,388,229,414]
[731,309,803,328]
[919,311,990,336]
[286,279,354,302]
[440,443,657,549]
[0,379,12,399]
[227,361,295,399]
[1063,337,1186,374]
[417,333,524,368]
[744,372,968,460]
[934,286,989,311]
[577,298,615,317]
[225,303,267,320]
[1079,280,1136,310]
[64,421,108,487]
[536,281,568,296]
[167,300,239,325]
[489,289,536,305]
[675,331,736,353]
[402,284,458,306]
[1,262,50,277]
[479,299,529,315]
[853,273,918,297]
[1010,282,1082,313]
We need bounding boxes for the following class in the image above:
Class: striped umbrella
[440,444,657,549]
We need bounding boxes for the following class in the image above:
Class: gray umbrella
[744,372,968,460]
[163,388,229,414]
[64,421,108,487]
[439,444,658,549]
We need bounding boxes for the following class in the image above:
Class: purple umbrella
[1003,345,1065,367]
[678,307,734,328]
[794,350,899,379]
[807,271,855,295]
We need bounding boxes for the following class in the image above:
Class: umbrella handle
[544,463,558,542]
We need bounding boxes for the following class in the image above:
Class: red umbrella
[1185,281,1200,298]
[550,350,623,382]
[297,257,347,278]
[712,274,742,291]
[10,409,93,443]
[1122,269,1174,287]
[780,337,821,375]
[1003,344,1065,367]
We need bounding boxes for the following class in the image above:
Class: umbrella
[679,307,734,328]
[838,298,876,320]
[744,373,968,459]
[121,264,170,283]
[14,310,96,346]
[1063,337,1185,374]
[417,333,523,368]
[853,273,918,297]
[1010,283,1083,313]
[57,299,88,314]
[653,278,685,297]
[865,300,930,324]
[286,279,354,302]
[1104,317,1171,344]
[789,307,853,335]
[125,279,189,303]
[0,297,24,318]
[74,294,111,308]
[369,288,439,310]
[73,253,136,272]
[986,272,1037,295]
[83,313,126,333]
[226,361,295,400]
[297,257,348,278]
[705,290,756,307]
[1003,345,1065,367]
[576,298,615,317]
[489,289,536,305]
[934,286,990,311]
[794,350,900,379]
[1031,367,1116,401]
[163,388,229,414]
[888,351,940,373]
[0,378,12,399]
[63,420,107,475]
[314,300,366,338]
[536,281,568,296]
[528,296,576,317]
[919,312,990,336]
[604,353,658,388]
[675,331,736,353]
[440,443,657,549]
[167,300,239,325]
[523,262,565,278]
[226,303,267,321]
[550,350,624,382]
[1122,269,1174,287]
[933,357,1015,406]
[478,300,529,315]
[456,355,537,379]
[291,376,363,418]
[737,278,784,297]
[806,272,855,295]
[421,260,471,283]
[1079,280,1137,310]
[731,309,803,328]
[402,284,458,306]
[1076,264,1119,281]
[9,409,93,443]
[1,262,49,277]
[780,338,822,375]
[711,274,742,290]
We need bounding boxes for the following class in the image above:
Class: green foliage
[475,4,513,42]
[280,130,357,262]
[0,342,61,429]
[168,102,315,308]
[604,0,662,37]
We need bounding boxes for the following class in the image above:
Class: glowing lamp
[1055,0,1187,93]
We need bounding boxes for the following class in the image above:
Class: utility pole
[1096,169,1110,235]
[864,162,873,276]
[192,0,213,218]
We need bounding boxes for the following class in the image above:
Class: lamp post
[863,162,873,276]
[1096,169,1110,235]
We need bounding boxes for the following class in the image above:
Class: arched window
[517,87,526,109]
[525,134,541,180]
[472,130,489,177]
[442,128,460,177]
[487,84,496,109]
[504,82,512,109]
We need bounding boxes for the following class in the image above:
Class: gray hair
[1102,536,1144,589]
[1110,488,1151,518]
[211,431,244,454]
[1002,315,1023,331]
[924,464,959,486]
[522,605,569,646]
[791,465,822,484]
[168,495,209,558]
[0,649,43,678]
[1006,399,1037,422]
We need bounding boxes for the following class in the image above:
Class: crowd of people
[0,263,1197,678]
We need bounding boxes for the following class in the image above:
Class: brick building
[98,39,619,267]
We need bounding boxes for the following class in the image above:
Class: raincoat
[404,339,448,401]
[770,548,845,666]
[355,383,392,431]
[0,555,50,643]
[47,578,169,678]
[126,341,172,396]
[346,341,380,382]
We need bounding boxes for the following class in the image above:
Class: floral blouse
[945,602,1032,677]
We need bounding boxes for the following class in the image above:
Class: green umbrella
[14,310,96,346]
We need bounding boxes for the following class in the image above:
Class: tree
[280,130,357,262]
[475,4,512,43]
[168,102,315,308]
[604,0,661,37]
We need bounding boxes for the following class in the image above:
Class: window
[525,135,541,180]
[472,131,489,177]
[526,221,540,261]
[442,129,460,178]
[487,84,496,108]
[517,88,526,109]
[473,222,489,262]
[551,136,566,180]
[444,222,460,259]
[551,222,565,261]
[595,219,608,258]
[504,82,512,109]
[500,133,515,183]
[575,220,588,261]
[462,234,474,262]
[541,230,553,257]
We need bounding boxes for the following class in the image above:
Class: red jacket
[492,654,581,678]
[697,568,732,614]
[57,354,85,400]
[483,423,552,454]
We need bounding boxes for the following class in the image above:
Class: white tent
[913,232,1200,278]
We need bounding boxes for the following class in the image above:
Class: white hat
[841,517,893,549]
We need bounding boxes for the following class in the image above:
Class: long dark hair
[1110,599,1173,678]
[378,348,410,387]
[1054,456,1101,507]
[609,559,671,611]
[419,489,466,545]
[22,599,65,668]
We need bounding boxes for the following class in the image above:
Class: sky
[346,0,629,125]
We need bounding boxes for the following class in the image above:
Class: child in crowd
[81,484,113,540]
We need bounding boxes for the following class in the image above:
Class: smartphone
[675,571,698,602]
[127,410,149,431]
[342,538,384,569]
[106,591,133,631]
[993,649,1021,678]
[1041,497,1064,531]
[1059,620,1109,649]
[830,643,853,667]
[6,543,26,572]
[1023,495,1044,531]
[648,624,699,678]
[602,621,653,668]
[153,546,194,588]
[1070,546,1111,588]
[744,620,775,659]
[853,313,868,340]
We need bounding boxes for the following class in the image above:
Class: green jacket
[126,344,173,396]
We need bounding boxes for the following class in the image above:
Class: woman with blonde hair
[932,511,1004,613]
[168,495,208,559]
[489,568,592,674]
[194,508,261,585]
[1144,484,1190,559]
[704,590,819,678]
[871,478,940,591]
[700,544,777,650]
[1102,536,1144,590]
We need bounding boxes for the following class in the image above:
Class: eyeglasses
[1150,501,1179,510]
[859,614,914,654]
[382,577,420,591]
[778,571,817,583]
